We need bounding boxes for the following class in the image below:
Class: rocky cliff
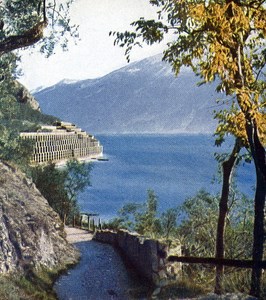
[0,161,78,274]
[14,80,41,111]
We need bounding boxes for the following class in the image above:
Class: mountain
[34,54,223,134]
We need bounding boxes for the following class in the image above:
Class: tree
[178,189,254,292]
[117,202,142,231]
[214,138,242,293]
[63,159,93,224]
[31,159,92,225]
[179,190,219,258]
[161,207,179,240]
[111,1,266,296]
[0,0,78,57]
[0,1,78,167]
[135,189,162,237]
[30,162,68,221]
[0,126,34,167]
[108,189,163,238]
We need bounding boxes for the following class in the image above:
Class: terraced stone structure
[20,122,103,164]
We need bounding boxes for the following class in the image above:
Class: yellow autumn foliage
[185,1,266,144]
[216,110,265,147]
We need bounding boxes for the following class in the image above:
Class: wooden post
[98,218,102,230]
[92,218,95,232]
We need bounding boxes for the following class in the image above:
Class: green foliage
[0,125,34,168]
[106,189,178,240]
[64,159,93,202]
[0,75,57,167]
[134,189,162,237]
[112,0,266,146]
[30,159,92,224]
[0,53,21,82]
[105,187,254,294]
[0,0,79,57]
[30,162,68,219]
[176,189,254,291]
[178,189,253,259]
[0,262,81,300]
[178,190,219,257]
[107,188,253,259]
[18,103,57,130]
[161,207,179,239]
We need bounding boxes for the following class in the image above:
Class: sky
[19,0,169,91]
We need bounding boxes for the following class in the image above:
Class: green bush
[30,159,93,224]
[106,188,254,294]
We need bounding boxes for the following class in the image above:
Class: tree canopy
[111,0,266,297]
[112,1,265,142]
[31,159,93,225]
[0,0,78,57]
[0,0,77,168]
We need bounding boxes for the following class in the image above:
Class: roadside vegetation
[0,94,91,299]
[104,186,266,297]
[0,0,265,299]
[0,2,86,298]
[0,265,77,300]
[112,0,266,297]
[0,78,93,226]
[0,90,92,299]
[30,159,93,225]
[106,188,253,258]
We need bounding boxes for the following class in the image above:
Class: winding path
[54,227,145,300]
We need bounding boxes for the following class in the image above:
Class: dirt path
[54,227,145,300]
[64,226,93,243]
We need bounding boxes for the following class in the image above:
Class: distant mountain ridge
[34,54,223,134]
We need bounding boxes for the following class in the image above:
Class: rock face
[14,80,41,111]
[0,161,78,274]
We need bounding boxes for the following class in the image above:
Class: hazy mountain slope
[34,55,222,134]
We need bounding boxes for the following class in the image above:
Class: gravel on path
[54,227,145,300]
[64,226,93,243]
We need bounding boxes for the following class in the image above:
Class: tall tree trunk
[232,43,265,295]
[247,120,266,298]
[215,138,242,294]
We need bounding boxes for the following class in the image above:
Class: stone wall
[93,230,181,293]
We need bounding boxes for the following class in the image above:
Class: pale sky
[19,0,168,91]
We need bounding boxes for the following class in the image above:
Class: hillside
[34,55,224,134]
[0,161,78,274]
[0,81,79,300]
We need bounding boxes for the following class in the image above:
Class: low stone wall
[93,230,181,292]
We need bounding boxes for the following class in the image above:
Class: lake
[78,134,255,221]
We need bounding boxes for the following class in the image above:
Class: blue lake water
[78,134,255,221]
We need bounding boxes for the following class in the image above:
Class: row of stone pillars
[74,213,102,232]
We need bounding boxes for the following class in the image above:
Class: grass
[0,265,75,300]
[159,277,208,299]
[158,268,266,299]
[0,273,56,300]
